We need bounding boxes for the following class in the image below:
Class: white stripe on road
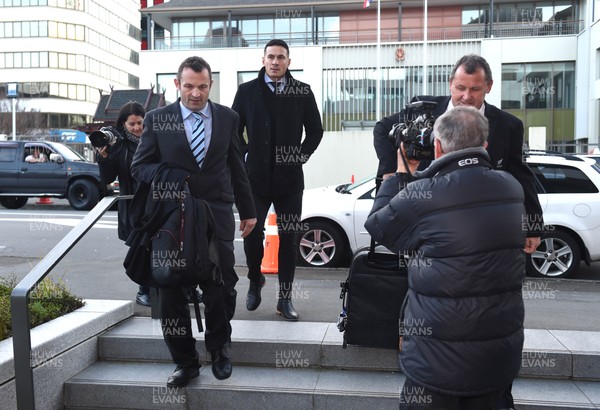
[0,217,117,229]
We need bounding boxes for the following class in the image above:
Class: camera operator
[366,106,526,409]
[95,101,152,306]
[374,54,542,255]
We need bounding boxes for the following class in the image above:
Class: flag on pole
[363,0,371,8]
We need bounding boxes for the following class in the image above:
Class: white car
[299,152,600,278]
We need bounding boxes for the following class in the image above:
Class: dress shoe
[210,343,232,380]
[246,276,265,311]
[166,364,200,388]
[135,291,151,307]
[276,299,299,321]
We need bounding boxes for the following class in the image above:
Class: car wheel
[298,221,347,267]
[526,230,581,278]
[0,196,28,209]
[67,180,99,211]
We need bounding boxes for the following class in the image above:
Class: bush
[0,275,84,341]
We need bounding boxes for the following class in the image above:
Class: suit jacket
[373,95,544,236]
[232,67,323,197]
[131,99,256,240]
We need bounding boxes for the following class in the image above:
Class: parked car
[576,154,600,166]
[0,140,108,210]
[299,151,600,278]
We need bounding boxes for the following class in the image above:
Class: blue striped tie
[190,112,206,168]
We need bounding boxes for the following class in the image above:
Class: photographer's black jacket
[97,132,138,241]
[373,95,543,236]
[365,147,526,397]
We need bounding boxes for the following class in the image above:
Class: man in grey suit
[132,56,257,388]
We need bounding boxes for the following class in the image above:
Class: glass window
[30,21,39,37]
[75,25,84,41]
[48,21,57,37]
[12,22,21,37]
[0,23,4,38]
[39,21,47,37]
[23,52,31,68]
[22,21,30,37]
[529,164,599,193]
[501,64,524,109]
[14,53,22,68]
[156,73,177,104]
[5,53,14,68]
[554,2,574,21]
[496,3,515,23]
[274,15,289,37]
[463,7,483,25]
[238,71,256,86]
[59,83,68,98]
[552,61,575,108]
[57,53,70,69]
[67,53,75,69]
[49,52,58,68]
[76,54,85,70]
[77,84,86,100]
[524,62,552,109]
[31,52,39,67]
[0,147,17,162]
[66,23,75,40]
[57,22,66,38]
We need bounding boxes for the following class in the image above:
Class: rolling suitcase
[337,240,409,349]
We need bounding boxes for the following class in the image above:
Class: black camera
[388,100,437,161]
[89,126,121,148]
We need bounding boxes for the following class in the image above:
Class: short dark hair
[450,54,493,84]
[177,56,212,81]
[116,101,145,131]
[264,39,290,56]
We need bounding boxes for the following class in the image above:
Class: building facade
[139,0,598,154]
[0,0,141,135]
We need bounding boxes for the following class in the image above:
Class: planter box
[0,299,133,410]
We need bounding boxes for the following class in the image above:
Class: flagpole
[376,0,381,121]
[423,0,428,95]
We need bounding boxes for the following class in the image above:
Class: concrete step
[98,317,600,380]
[64,361,600,409]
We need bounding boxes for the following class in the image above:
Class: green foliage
[0,275,84,341]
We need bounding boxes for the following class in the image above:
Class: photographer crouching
[365,106,526,409]
[93,101,152,306]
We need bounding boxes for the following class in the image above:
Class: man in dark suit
[374,54,542,410]
[131,56,257,388]
[232,39,323,321]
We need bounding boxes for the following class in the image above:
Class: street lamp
[7,82,18,141]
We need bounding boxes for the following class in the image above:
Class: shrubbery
[0,275,84,341]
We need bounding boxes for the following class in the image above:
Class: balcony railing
[150,20,583,50]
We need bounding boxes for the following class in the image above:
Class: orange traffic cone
[36,196,54,205]
[260,212,279,274]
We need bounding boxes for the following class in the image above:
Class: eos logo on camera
[458,158,479,167]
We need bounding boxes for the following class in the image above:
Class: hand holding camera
[397,143,421,174]
[90,126,122,149]
[388,100,437,162]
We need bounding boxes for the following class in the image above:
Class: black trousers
[399,378,504,410]
[159,236,237,367]
[244,190,303,299]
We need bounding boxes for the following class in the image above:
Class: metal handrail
[10,195,125,410]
